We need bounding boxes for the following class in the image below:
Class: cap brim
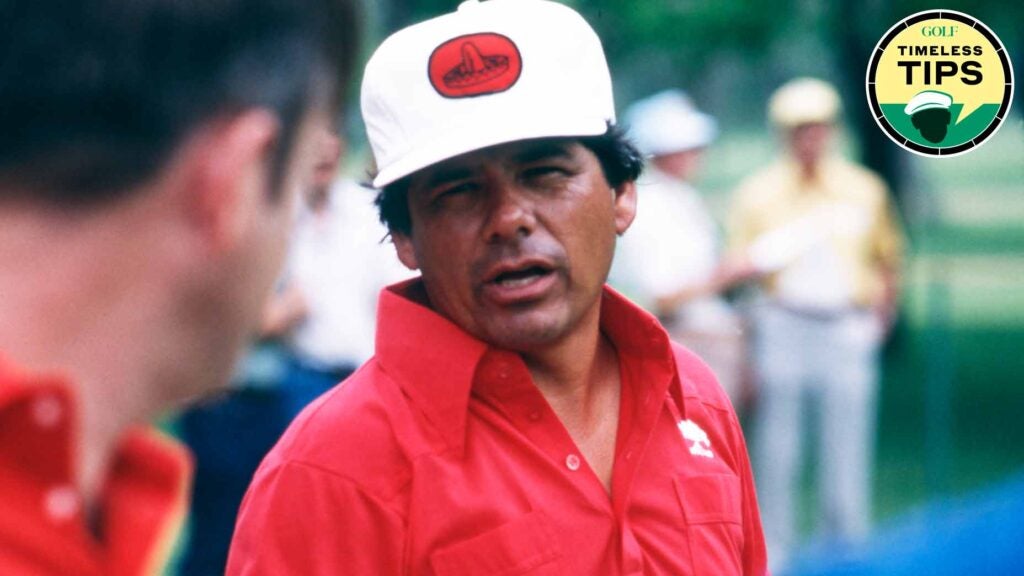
[905,102,949,115]
[372,116,610,188]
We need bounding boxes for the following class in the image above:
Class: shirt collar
[782,155,843,189]
[0,354,193,573]
[0,355,77,483]
[375,280,489,452]
[0,356,192,481]
[374,280,685,454]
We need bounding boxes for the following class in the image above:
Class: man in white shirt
[181,128,409,572]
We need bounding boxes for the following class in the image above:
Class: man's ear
[391,232,420,271]
[612,180,638,236]
[180,110,281,252]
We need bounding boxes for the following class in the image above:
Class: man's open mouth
[491,265,553,288]
[481,260,558,304]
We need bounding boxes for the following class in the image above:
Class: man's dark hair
[375,124,644,235]
[0,0,360,205]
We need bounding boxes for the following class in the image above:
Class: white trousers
[752,304,881,568]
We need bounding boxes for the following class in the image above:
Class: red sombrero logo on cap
[428,33,522,98]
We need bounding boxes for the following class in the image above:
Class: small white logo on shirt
[678,419,714,459]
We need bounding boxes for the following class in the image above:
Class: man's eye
[431,182,476,203]
[522,165,569,180]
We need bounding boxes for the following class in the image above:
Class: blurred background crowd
[165,1,1023,574]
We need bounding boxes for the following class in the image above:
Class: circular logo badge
[866,10,1013,157]
[428,33,523,99]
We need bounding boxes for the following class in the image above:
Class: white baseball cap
[768,77,841,128]
[361,0,616,188]
[624,89,717,156]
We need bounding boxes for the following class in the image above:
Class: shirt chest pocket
[675,473,745,575]
[429,510,563,576]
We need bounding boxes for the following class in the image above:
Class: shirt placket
[476,351,614,517]
[611,332,682,576]
[475,344,676,575]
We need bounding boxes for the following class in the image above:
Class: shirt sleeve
[728,410,770,576]
[227,461,405,576]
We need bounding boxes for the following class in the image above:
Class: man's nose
[483,180,536,243]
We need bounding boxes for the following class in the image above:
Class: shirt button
[44,485,80,523]
[565,454,581,471]
[493,361,510,380]
[527,410,542,422]
[32,395,64,429]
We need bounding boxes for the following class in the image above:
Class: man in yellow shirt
[727,78,904,570]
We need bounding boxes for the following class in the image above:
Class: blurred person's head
[625,89,717,182]
[769,78,841,171]
[362,0,642,352]
[0,0,360,406]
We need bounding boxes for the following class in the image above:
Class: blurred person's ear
[179,110,282,253]
[612,180,637,237]
[392,232,420,271]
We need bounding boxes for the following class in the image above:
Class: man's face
[788,122,833,166]
[227,108,331,351]
[653,148,704,181]
[393,138,636,352]
[172,105,333,402]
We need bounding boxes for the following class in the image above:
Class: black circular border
[865,10,1014,157]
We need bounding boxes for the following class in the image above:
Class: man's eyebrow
[513,141,575,164]
[422,165,476,189]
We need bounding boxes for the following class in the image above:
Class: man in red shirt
[0,2,358,574]
[229,1,768,574]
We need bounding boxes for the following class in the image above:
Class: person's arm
[653,177,769,314]
[227,461,405,576]
[653,255,760,314]
[259,282,308,339]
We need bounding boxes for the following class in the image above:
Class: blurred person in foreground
[228,1,767,574]
[611,89,748,405]
[0,1,358,574]
[181,126,410,574]
[266,128,414,411]
[726,78,905,570]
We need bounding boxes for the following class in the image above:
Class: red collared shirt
[0,356,192,576]
[229,281,768,575]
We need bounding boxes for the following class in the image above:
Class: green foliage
[580,0,795,56]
